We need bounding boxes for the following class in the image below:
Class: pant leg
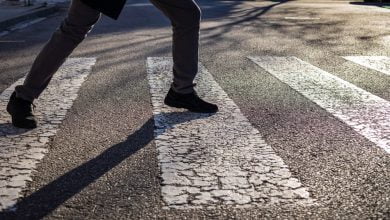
[149,0,201,94]
[15,0,101,102]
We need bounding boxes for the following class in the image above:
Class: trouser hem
[15,85,36,102]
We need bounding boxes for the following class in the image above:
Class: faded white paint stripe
[8,18,47,32]
[147,57,311,209]
[249,56,390,153]
[343,56,390,76]
[0,58,96,211]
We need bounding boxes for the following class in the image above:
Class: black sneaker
[164,88,218,113]
[6,92,37,129]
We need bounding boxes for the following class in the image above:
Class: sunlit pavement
[0,0,389,219]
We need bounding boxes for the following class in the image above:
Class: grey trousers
[15,0,201,102]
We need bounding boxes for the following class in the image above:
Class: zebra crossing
[148,55,389,208]
[343,56,390,76]
[0,55,388,211]
[0,58,96,211]
[248,56,390,154]
[147,57,312,209]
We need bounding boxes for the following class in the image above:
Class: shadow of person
[0,110,215,219]
[153,110,216,135]
[0,123,31,137]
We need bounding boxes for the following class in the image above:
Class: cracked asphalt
[0,0,389,219]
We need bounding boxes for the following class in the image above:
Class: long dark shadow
[0,111,214,219]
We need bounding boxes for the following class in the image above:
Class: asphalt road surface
[0,0,389,219]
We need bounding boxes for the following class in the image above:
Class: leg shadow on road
[0,123,31,137]
[0,111,214,219]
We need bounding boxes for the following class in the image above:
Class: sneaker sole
[11,117,37,129]
[164,98,218,114]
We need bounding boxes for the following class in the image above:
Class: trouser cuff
[15,85,35,102]
[171,83,196,94]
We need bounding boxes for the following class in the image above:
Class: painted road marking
[8,18,47,32]
[0,31,10,37]
[343,56,390,76]
[147,57,311,209]
[0,18,47,38]
[249,56,390,154]
[0,58,96,211]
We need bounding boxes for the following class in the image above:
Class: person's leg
[149,0,201,94]
[8,0,101,129]
[149,0,218,113]
[15,0,101,102]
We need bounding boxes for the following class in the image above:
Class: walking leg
[15,0,101,102]
[149,0,201,94]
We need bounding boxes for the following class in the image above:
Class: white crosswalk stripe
[147,57,312,209]
[249,56,390,154]
[343,56,390,76]
[0,58,96,211]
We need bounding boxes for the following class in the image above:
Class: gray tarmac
[0,0,389,219]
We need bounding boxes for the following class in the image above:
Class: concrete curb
[0,5,59,31]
